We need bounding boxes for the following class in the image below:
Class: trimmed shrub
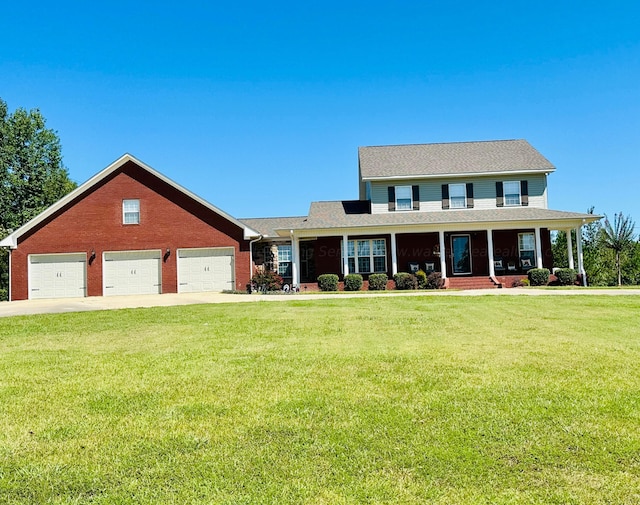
[394,272,418,290]
[368,273,388,291]
[425,271,444,289]
[317,274,339,292]
[415,270,427,289]
[528,268,550,286]
[251,270,283,292]
[555,268,577,286]
[344,273,363,291]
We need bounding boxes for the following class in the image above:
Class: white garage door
[29,253,87,299]
[178,248,235,293]
[103,250,162,296]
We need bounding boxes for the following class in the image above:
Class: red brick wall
[11,161,250,300]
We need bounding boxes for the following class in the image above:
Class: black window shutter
[496,181,504,207]
[521,180,529,206]
[412,185,420,210]
[466,183,474,208]
[388,186,396,211]
[441,184,450,209]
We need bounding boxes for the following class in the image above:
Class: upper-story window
[442,183,473,209]
[496,181,529,207]
[503,181,521,206]
[395,185,412,210]
[449,184,467,208]
[388,185,419,211]
[123,199,140,224]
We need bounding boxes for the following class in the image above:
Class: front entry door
[451,234,472,275]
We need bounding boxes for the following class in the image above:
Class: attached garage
[29,253,87,300]
[103,250,162,296]
[177,247,235,293]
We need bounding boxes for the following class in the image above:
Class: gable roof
[359,140,556,180]
[271,200,599,234]
[0,154,260,248]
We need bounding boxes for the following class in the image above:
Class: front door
[451,234,472,275]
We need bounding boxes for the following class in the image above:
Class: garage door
[103,250,162,296]
[29,253,87,299]
[177,248,235,293]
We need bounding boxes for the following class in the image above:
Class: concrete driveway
[1,288,639,317]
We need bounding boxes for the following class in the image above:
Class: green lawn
[1,296,639,504]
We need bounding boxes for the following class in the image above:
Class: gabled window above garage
[123,199,140,224]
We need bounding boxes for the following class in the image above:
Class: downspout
[249,234,263,288]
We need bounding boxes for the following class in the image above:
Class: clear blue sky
[2,1,639,223]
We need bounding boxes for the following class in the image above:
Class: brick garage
[4,155,257,300]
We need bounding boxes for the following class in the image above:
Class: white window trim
[122,199,140,225]
[341,239,387,274]
[449,183,467,209]
[503,181,521,206]
[277,245,292,277]
[518,232,535,259]
[395,185,412,211]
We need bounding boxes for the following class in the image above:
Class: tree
[0,98,77,299]
[600,212,636,286]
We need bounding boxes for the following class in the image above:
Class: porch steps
[447,276,498,290]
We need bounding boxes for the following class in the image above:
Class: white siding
[370,174,547,214]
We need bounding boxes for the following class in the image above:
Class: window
[395,185,412,211]
[342,239,386,274]
[503,181,521,206]
[449,184,466,208]
[123,199,140,224]
[277,245,292,277]
[518,232,535,266]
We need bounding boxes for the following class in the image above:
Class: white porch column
[487,229,495,277]
[535,227,543,269]
[342,234,349,276]
[291,234,300,287]
[390,232,398,275]
[438,230,447,278]
[566,229,575,270]
[576,225,586,286]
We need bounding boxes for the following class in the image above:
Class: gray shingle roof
[239,216,308,238]
[359,140,555,179]
[282,201,598,231]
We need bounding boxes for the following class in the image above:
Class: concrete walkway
[1,288,639,317]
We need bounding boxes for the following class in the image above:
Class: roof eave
[361,168,556,182]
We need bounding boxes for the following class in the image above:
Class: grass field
[1,296,639,504]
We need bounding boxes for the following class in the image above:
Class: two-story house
[243,140,599,289]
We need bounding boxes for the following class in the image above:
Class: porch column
[342,234,349,276]
[487,229,495,277]
[292,234,300,287]
[576,225,586,286]
[390,232,398,275]
[534,227,543,269]
[438,230,447,278]
[566,229,575,270]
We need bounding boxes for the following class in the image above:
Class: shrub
[344,273,363,291]
[415,270,427,289]
[0,288,7,302]
[555,268,577,286]
[512,278,530,287]
[368,273,388,291]
[394,272,418,290]
[528,268,550,286]
[251,270,283,292]
[425,271,444,289]
[317,274,339,292]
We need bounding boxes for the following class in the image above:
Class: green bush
[415,270,427,289]
[555,268,577,286]
[367,273,388,291]
[251,270,283,292]
[317,274,339,292]
[425,271,444,289]
[528,268,550,286]
[0,288,7,301]
[344,273,363,291]
[394,272,418,290]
